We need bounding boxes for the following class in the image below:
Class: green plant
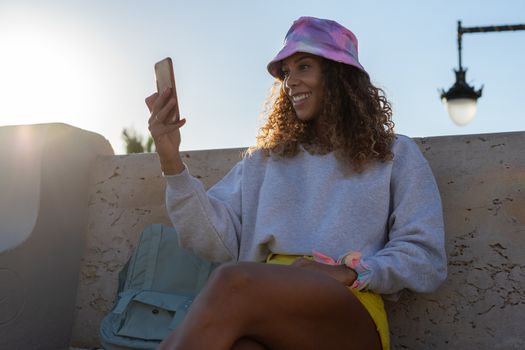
[122,127,155,154]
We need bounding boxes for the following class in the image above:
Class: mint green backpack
[100,224,216,350]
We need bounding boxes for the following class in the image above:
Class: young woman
[146,16,447,350]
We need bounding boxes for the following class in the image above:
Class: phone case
[154,57,180,124]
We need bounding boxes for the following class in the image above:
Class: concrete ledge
[2,124,524,349]
[387,132,525,349]
[71,148,245,346]
[74,131,524,349]
[0,124,113,350]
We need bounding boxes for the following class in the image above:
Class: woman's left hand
[291,258,357,287]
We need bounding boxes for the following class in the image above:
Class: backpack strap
[196,260,212,290]
[143,224,163,290]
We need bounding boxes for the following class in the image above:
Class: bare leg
[159,262,381,350]
[231,338,268,350]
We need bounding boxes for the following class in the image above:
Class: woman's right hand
[146,88,187,174]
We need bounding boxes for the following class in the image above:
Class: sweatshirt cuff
[341,252,374,291]
[312,250,374,291]
[164,164,197,196]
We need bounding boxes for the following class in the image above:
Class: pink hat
[267,16,367,78]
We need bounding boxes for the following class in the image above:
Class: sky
[0,0,524,154]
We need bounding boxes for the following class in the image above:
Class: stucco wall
[386,132,524,349]
[72,131,524,349]
[71,148,246,346]
[0,124,114,350]
[1,124,523,349]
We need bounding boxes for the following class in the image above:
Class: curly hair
[250,59,395,173]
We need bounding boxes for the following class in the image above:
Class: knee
[231,337,267,350]
[205,262,258,298]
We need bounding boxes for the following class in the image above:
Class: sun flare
[0,9,112,131]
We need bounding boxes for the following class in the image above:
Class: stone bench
[1,123,523,349]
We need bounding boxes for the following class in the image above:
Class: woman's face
[281,53,324,122]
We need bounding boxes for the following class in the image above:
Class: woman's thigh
[231,337,268,350]
[204,262,381,350]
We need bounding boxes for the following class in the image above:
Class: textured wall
[70,132,524,349]
[387,132,524,349]
[0,124,113,350]
[71,148,245,346]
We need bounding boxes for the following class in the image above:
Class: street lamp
[440,21,525,126]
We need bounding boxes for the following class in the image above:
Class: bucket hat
[267,16,367,78]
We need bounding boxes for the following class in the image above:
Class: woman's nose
[284,73,299,92]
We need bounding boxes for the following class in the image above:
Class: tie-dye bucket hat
[267,16,367,78]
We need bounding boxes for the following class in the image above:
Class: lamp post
[440,21,525,126]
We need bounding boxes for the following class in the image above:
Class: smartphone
[154,57,180,124]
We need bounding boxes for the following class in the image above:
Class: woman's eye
[299,64,310,70]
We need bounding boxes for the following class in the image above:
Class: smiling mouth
[291,92,311,105]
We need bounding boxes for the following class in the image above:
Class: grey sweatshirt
[165,135,447,297]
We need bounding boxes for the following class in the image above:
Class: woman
[146,16,447,350]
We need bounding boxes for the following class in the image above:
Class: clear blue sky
[1,0,524,154]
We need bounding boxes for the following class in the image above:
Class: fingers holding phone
[148,56,186,131]
[146,57,187,174]
[147,88,183,127]
[147,88,186,135]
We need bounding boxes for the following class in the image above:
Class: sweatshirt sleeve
[357,137,447,296]
[164,161,243,262]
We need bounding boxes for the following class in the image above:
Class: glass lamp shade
[440,68,482,126]
[443,98,478,126]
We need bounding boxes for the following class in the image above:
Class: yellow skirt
[266,254,390,350]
